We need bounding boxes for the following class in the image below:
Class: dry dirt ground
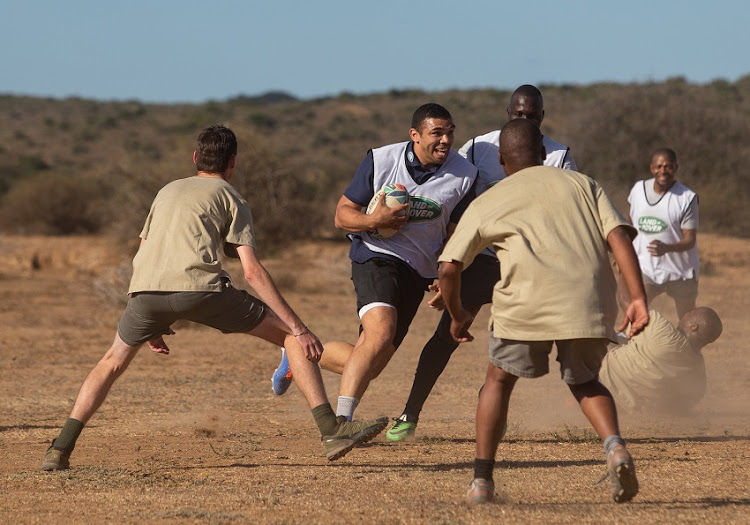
[1,233,749,524]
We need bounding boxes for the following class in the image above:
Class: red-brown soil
[1,234,748,524]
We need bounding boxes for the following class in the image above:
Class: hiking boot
[321,416,388,461]
[42,441,70,471]
[466,478,495,504]
[271,348,293,395]
[386,414,417,442]
[608,445,638,503]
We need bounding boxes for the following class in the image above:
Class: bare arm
[437,259,473,342]
[334,194,407,233]
[608,226,649,337]
[647,228,696,256]
[236,244,323,360]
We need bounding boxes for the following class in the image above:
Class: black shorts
[435,253,500,338]
[118,283,267,346]
[459,253,500,306]
[351,257,431,348]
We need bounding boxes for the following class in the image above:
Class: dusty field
[1,233,749,524]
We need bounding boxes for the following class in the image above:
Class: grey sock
[336,396,360,420]
[604,435,626,457]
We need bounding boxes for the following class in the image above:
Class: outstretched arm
[236,245,323,361]
[608,226,649,337]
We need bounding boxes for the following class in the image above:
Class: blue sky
[2,0,748,103]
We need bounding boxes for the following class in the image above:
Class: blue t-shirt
[344,141,477,266]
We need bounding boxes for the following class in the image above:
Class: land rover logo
[408,196,443,222]
[638,216,668,234]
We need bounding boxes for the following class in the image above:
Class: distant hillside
[1,76,749,248]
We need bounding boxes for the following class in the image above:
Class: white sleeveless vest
[362,141,476,278]
[629,179,699,283]
[460,130,575,195]
[459,130,575,256]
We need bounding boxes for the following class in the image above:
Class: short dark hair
[411,103,452,132]
[651,148,677,164]
[195,125,238,174]
[499,118,543,160]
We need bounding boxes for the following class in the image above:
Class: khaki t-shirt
[439,165,632,340]
[599,309,705,412]
[128,176,256,293]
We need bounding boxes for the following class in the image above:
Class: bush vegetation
[0,77,748,247]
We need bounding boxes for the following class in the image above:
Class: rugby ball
[365,183,410,239]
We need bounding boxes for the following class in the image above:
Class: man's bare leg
[338,305,398,400]
[320,340,356,375]
[568,380,620,439]
[569,379,638,503]
[70,334,142,423]
[249,309,327,408]
[42,334,142,470]
[467,364,518,500]
[475,364,518,460]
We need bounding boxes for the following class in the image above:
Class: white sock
[336,396,360,421]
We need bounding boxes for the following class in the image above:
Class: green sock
[54,418,84,452]
[312,403,338,436]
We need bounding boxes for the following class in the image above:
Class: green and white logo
[638,216,668,234]
[408,196,443,222]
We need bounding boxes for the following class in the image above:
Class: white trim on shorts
[358,302,396,319]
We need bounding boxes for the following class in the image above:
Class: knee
[569,379,610,399]
[366,331,397,354]
[99,348,135,377]
[368,367,384,381]
[486,365,517,389]
[372,346,397,377]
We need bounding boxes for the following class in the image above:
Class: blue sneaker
[271,348,293,395]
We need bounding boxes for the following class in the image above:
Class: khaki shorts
[118,284,267,347]
[488,330,608,385]
[643,274,698,301]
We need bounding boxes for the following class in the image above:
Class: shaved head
[507,84,545,127]
[651,148,677,164]
[511,84,543,102]
[679,307,723,350]
[498,118,545,175]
